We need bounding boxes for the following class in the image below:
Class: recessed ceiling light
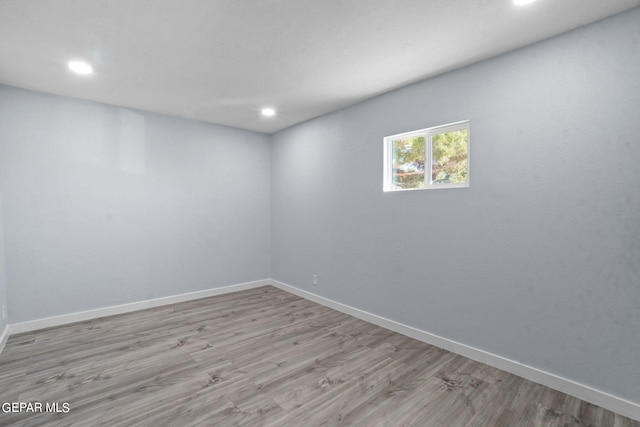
[261,108,276,117]
[513,0,535,5]
[68,61,93,75]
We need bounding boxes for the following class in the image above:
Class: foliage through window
[384,121,469,191]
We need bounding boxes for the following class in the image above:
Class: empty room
[0,0,639,425]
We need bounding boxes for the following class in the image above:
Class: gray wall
[0,180,7,333]
[271,8,640,403]
[0,85,271,323]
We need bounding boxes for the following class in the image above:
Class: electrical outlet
[2,305,6,321]
[312,274,318,286]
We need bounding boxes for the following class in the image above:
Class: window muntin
[384,121,469,191]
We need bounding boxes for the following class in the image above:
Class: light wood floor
[0,286,637,426]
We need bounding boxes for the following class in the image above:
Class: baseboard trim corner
[269,279,640,422]
[7,279,270,336]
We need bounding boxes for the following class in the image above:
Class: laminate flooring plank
[341,344,457,415]
[14,339,194,403]
[272,356,408,426]
[1,285,638,427]
[237,317,369,375]
[337,352,461,425]
[268,343,399,413]
[195,306,349,361]
[60,356,240,426]
[223,398,287,427]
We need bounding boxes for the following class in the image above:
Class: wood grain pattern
[0,286,637,426]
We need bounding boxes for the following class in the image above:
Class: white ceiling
[1,0,638,133]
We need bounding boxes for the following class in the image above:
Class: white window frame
[383,120,470,192]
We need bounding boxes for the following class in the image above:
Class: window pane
[392,135,425,189]
[431,129,468,184]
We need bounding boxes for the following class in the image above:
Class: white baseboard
[7,279,270,336]
[0,324,8,356]
[269,279,640,422]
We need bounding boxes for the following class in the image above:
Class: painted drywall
[0,85,271,323]
[271,8,640,403]
[0,179,8,333]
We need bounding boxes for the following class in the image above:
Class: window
[383,121,469,191]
